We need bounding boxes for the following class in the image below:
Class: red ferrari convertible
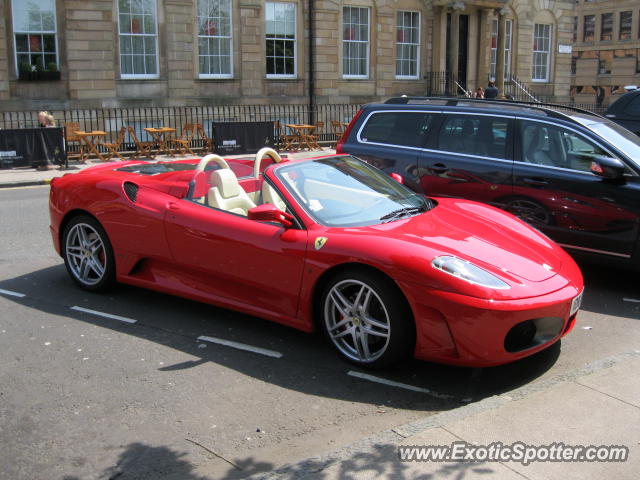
[49,149,584,368]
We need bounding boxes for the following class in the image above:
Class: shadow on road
[0,264,566,411]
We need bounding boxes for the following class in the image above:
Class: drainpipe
[308,0,315,125]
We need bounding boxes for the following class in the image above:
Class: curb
[0,179,52,188]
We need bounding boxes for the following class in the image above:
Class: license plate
[570,290,583,316]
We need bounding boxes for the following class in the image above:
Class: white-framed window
[532,23,552,82]
[343,6,369,78]
[198,0,233,78]
[396,11,420,79]
[265,2,296,78]
[12,0,58,75]
[490,19,512,80]
[118,0,159,78]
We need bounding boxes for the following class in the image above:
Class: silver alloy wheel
[324,279,391,363]
[65,223,107,286]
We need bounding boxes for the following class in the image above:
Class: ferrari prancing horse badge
[314,237,328,250]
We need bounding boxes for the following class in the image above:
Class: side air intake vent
[123,182,139,202]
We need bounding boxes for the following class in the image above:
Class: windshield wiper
[380,206,425,223]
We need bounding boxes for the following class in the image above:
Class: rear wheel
[62,215,115,291]
[320,270,414,368]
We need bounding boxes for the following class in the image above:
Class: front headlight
[432,255,511,290]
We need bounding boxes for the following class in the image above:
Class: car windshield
[275,155,433,227]
[584,121,640,169]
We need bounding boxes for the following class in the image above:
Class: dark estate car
[337,97,640,269]
[605,88,640,136]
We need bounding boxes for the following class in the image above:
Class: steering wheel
[254,147,283,179]
[196,154,230,172]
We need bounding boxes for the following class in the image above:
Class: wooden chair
[308,121,324,149]
[127,126,155,159]
[275,121,297,151]
[170,123,196,156]
[99,127,127,161]
[64,122,83,160]
[194,124,214,153]
[331,120,346,147]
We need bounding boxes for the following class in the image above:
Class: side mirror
[248,204,294,228]
[389,172,404,184]
[590,156,626,181]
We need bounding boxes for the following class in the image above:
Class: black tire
[502,196,555,226]
[320,269,414,368]
[62,215,115,292]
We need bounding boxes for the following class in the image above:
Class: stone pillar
[449,11,460,82]
[239,0,264,99]
[495,9,507,98]
[64,0,116,102]
[314,4,341,101]
[476,9,491,90]
[0,0,9,100]
[165,0,196,100]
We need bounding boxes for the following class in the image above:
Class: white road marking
[70,306,137,324]
[623,298,640,303]
[197,335,283,358]
[0,288,26,298]
[348,371,454,399]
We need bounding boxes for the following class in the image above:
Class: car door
[347,110,436,192]
[417,113,515,209]
[163,199,309,324]
[513,118,640,258]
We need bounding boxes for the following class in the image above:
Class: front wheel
[320,270,414,368]
[62,215,115,291]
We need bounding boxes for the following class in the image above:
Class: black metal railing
[0,103,362,157]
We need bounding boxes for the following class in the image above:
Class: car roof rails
[383,96,606,123]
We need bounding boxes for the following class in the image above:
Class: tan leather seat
[207,169,256,215]
[261,181,287,211]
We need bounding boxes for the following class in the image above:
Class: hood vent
[123,182,139,202]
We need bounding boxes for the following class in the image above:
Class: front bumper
[402,282,582,367]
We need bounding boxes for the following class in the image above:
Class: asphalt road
[1,186,639,480]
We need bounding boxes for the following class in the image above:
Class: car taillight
[336,109,363,153]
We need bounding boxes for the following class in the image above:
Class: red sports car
[49,149,584,368]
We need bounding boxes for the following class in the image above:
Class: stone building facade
[0,0,575,111]
[572,0,640,105]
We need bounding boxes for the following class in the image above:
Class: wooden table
[144,127,177,157]
[75,130,107,162]
[285,124,319,151]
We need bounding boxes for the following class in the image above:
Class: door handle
[522,177,549,187]
[167,202,180,211]
[430,163,449,174]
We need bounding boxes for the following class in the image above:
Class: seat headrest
[211,169,241,199]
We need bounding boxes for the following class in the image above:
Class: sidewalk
[0,148,336,188]
[251,350,640,480]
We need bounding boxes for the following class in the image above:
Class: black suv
[337,97,640,268]
[605,88,640,136]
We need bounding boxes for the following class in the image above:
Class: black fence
[0,103,362,158]
[0,99,609,160]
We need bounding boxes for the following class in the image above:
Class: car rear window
[359,111,434,147]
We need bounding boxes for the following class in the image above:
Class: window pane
[119,0,158,76]
[145,55,156,74]
[13,0,58,74]
[396,11,419,78]
[198,0,232,76]
[15,34,28,52]
[343,6,369,77]
[265,2,296,76]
